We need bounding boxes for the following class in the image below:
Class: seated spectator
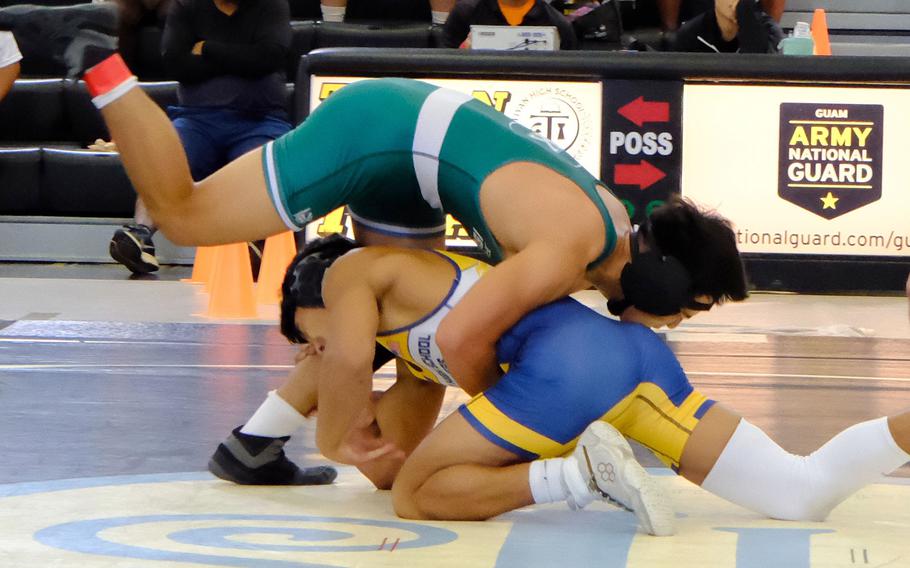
[115,0,172,71]
[669,0,783,53]
[0,31,21,103]
[320,0,453,24]
[441,0,577,50]
[109,0,292,274]
[659,0,784,32]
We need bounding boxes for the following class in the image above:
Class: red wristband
[84,53,133,98]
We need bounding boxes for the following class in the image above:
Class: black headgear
[279,234,358,343]
[606,223,711,317]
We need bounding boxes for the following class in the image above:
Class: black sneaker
[62,28,119,79]
[110,224,160,274]
[208,427,338,486]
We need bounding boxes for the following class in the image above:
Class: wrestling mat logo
[778,103,883,220]
[510,87,595,157]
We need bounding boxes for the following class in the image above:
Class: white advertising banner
[305,76,603,246]
[682,84,910,257]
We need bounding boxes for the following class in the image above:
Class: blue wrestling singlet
[460,297,716,469]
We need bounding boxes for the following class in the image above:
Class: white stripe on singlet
[263,141,297,229]
[412,88,473,210]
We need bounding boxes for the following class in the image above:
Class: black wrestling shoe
[208,427,338,486]
[63,28,118,78]
[110,224,159,274]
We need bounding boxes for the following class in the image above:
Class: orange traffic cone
[811,8,831,56]
[205,242,258,319]
[256,232,298,305]
[182,246,217,291]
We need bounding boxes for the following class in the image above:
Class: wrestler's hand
[332,403,403,466]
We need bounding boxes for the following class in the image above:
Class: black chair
[288,0,320,21]
[140,80,179,109]
[41,148,136,216]
[315,22,432,49]
[0,79,68,143]
[62,79,107,146]
[62,79,181,147]
[288,20,317,81]
[0,147,42,214]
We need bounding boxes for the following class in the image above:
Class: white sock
[240,390,308,438]
[321,4,346,22]
[431,10,449,24]
[529,457,596,509]
[529,459,568,503]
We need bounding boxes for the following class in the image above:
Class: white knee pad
[701,417,909,521]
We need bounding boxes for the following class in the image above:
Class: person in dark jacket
[670,0,783,53]
[441,0,577,50]
[109,0,291,274]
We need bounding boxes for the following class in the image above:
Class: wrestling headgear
[280,234,358,343]
[606,222,711,317]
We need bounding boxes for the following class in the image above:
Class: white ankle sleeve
[240,390,308,438]
[702,418,910,521]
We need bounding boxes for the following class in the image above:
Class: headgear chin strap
[606,224,701,317]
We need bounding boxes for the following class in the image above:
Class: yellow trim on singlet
[468,395,577,457]
[375,250,492,386]
[465,382,709,465]
[601,383,709,468]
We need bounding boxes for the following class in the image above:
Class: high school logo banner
[683,85,908,257]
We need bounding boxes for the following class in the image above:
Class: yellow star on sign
[820,192,839,209]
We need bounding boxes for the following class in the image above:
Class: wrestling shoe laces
[573,421,677,536]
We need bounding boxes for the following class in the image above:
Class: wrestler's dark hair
[279,234,359,344]
[646,196,749,306]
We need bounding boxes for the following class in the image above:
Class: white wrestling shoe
[572,421,676,536]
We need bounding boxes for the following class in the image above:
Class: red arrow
[614,160,666,190]
[618,96,670,127]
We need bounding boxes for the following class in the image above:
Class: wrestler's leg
[355,361,446,489]
[681,404,910,521]
[208,353,336,485]
[392,411,531,521]
[98,88,287,245]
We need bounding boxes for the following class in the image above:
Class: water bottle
[780,21,815,55]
